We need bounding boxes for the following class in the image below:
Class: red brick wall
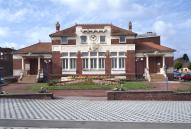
[105,51,111,76]
[51,52,61,78]
[52,39,76,45]
[76,51,82,75]
[126,50,136,80]
[13,59,22,69]
[111,39,119,44]
[111,39,135,44]
[107,91,191,101]
[165,57,174,67]
[135,36,160,44]
[135,57,146,78]
[67,39,76,45]
[52,40,61,45]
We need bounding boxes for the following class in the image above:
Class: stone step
[19,75,37,83]
[150,74,165,82]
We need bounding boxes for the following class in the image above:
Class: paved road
[0,98,191,129]
[0,119,190,129]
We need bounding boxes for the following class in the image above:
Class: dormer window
[119,35,126,43]
[61,36,68,44]
[100,36,106,44]
[80,36,87,44]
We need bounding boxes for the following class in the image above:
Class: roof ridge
[76,23,112,26]
[141,42,175,51]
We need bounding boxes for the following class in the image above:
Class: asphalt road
[0,119,191,129]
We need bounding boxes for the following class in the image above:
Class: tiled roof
[136,42,175,53]
[15,42,51,54]
[49,24,137,37]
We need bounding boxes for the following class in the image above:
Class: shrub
[48,79,59,86]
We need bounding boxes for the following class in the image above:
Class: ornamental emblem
[90,35,97,41]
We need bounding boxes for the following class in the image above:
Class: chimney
[128,21,132,31]
[56,21,60,31]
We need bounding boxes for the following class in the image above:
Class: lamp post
[44,59,51,82]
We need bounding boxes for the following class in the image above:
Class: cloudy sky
[0,0,191,58]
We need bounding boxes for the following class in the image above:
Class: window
[99,52,105,56]
[83,58,89,69]
[90,52,97,56]
[80,36,87,44]
[119,58,125,69]
[70,58,76,69]
[90,58,97,69]
[112,58,117,69]
[63,59,68,70]
[100,36,106,43]
[119,52,125,56]
[62,52,68,57]
[119,35,126,43]
[111,52,117,56]
[82,52,88,57]
[99,58,105,69]
[70,52,76,57]
[61,36,68,44]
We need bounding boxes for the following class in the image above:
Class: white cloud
[50,0,148,21]
[24,26,53,43]
[0,8,27,22]
[0,27,9,37]
[152,20,176,39]
[178,19,191,28]
[0,42,18,49]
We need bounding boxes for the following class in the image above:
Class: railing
[160,67,167,78]
[36,69,44,82]
[144,68,151,82]
[36,69,43,80]
[18,70,27,81]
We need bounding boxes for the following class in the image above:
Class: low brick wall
[0,93,54,99]
[107,91,191,101]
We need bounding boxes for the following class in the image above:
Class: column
[105,50,111,76]
[38,57,41,71]
[52,52,62,79]
[162,55,165,67]
[22,57,24,70]
[146,55,149,69]
[126,50,135,80]
[76,51,82,75]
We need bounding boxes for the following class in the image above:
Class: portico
[144,52,166,74]
[13,42,52,81]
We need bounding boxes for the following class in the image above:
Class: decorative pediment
[81,29,107,33]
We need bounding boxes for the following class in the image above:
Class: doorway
[149,56,162,73]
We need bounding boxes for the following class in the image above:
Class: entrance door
[149,56,162,73]
[29,58,38,75]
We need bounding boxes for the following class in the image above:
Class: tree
[183,53,190,63]
[188,63,191,70]
[174,61,183,70]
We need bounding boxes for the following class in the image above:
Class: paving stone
[0,99,191,123]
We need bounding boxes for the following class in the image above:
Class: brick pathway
[0,98,191,123]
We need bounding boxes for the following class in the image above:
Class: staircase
[150,74,165,82]
[18,75,37,83]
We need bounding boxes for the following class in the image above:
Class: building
[13,22,175,82]
[0,47,14,78]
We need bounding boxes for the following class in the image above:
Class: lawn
[176,81,191,93]
[30,81,149,92]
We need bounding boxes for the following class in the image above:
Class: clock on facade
[90,35,97,41]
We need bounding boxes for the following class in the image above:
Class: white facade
[52,25,136,75]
